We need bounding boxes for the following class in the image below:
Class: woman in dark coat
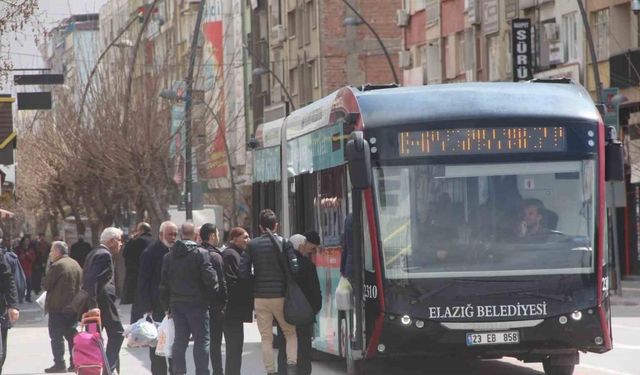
[222,227,253,375]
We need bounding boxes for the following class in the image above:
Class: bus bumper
[372,310,610,360]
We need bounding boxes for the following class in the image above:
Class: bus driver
[519,199,547,237]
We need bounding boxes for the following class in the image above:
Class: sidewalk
[4,299,266,375]
[610,277,640,317]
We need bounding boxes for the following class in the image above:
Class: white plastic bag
[335,276,353,310]
[155,315,175,357]
[36,291,47,310]
[123,315,158,348]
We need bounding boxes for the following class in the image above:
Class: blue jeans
[171,304,209,375]
[48,312,77,365]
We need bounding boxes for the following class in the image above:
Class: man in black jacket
[222,227,252,375]
[239,209,299,375]
[122,222,153,323]
[70,235,92,269]
[138,221,177,375]
[277,231,322,375]
[81,227,124,374]
[0,240,19,375]
[198,223,227,375]
[159,240,218,375]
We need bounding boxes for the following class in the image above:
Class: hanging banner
[512,18,533,82]
[203,0,228,179]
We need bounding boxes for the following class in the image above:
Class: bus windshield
[373,160,596,279]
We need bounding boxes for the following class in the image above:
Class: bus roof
[355,82,600,129]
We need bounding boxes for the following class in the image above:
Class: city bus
[250,81,622,375]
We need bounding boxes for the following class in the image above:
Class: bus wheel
[542,361,575,375]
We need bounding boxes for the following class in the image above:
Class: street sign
[14,74,64,85]
[602,87,620,129]
[512,19,533,82]
[17,92,52,110]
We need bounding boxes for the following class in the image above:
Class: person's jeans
[149,311,173,375]
[223,319,244,375]
[171,304,210,375]
[102,315,124,373]
[0,321,6,374]
[209,309,224,375]
[277,323,313,375]
[48,312,77,365]
[255,298,297,373]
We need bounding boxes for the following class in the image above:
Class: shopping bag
[155,315,174,357]
[35,291,47,310]
[123,314,158,348]
[336,276,353,310]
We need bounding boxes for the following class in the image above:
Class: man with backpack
[278,232,322,375]
[198,223,227,375]
[159,240,218,375]
[0,233,19,375]
[239,209,299,375]
[0,229,23,375]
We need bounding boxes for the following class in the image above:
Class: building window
[310,0,317,29]
[425,0,439,25]
[311,59,318,88]
[288,10,296,38]
[592,8,609,61]
[426,39,441,84]
[289,67,298,95]
[488,35,500,81]
[562,12,578,62]
[302,5,310,45]
[456,31,465,74]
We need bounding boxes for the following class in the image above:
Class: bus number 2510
[364,284,378,299]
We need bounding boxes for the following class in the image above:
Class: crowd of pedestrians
[0,208,323,375]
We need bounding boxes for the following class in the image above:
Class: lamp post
[160,0,207,221]
[341,0,399,85]
[252,65,296,112]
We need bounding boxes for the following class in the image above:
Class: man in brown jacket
[42,241,83,373]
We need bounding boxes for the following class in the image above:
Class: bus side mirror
[346,131,372,189]
[605,126,624,181]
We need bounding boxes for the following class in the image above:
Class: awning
[0,209,14,219]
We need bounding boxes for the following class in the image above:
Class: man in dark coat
[70,235,92,269]
[81,227,124,374]
[222,227,252,375]
[122,222,153,323]
[239,209,299,375]
[138,221,177,375]
[42,241,83,373]
[198,223,227,375]
[0,237,19,375]
[159,240,218,375]
[277,231,322,375]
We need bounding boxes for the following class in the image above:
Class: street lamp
[252,65,296,111]
[341,1,399,84]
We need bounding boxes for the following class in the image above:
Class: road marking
[613,343,640,350]
[619,287,640,291]
[613,324,640,331]
[579,363,637,375]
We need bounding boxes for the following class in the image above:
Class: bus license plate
[466,331,520,346]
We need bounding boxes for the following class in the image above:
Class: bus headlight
[401,315,411,325]
[558,316,568,325]
[415,320,425,328]
[571,311,582,321]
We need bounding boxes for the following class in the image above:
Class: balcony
[609,49,640,89]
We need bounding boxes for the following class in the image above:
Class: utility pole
[183,0,207,221]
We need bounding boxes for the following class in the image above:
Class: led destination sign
[399,126,566,157]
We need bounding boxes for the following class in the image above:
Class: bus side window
[363,195,374,272]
